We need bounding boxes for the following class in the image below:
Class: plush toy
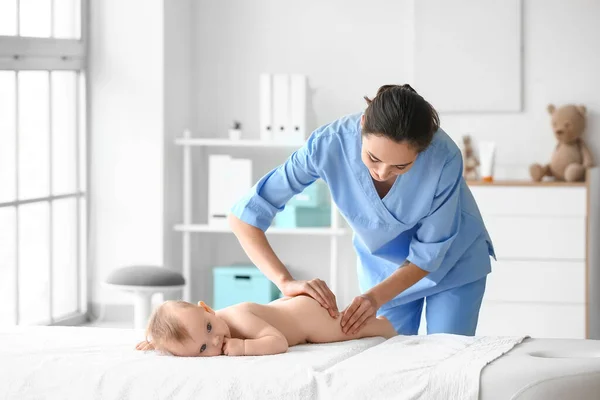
[530,104,594,182]
[462,135,480,180]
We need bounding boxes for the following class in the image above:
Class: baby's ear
[199,301,216,315]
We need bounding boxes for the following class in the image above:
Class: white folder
[290,74,307,143]
[208,154,232,227]
[229,158,253,208]
[272,73,290,143]
[259,74,273,142]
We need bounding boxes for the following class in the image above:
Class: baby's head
[145,300,230,357]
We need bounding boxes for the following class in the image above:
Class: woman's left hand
[340,293,379,334]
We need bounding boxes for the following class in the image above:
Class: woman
[228,84,495,336]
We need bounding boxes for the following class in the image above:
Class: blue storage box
[288,180,330,208]
[275,205,331,228]
[212,265,280,310]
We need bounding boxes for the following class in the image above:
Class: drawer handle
[234,275,251,280]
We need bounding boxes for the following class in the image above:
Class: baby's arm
[225,309,288,356]
[135,340,154,351]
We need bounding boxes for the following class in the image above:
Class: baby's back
[236,295,331,346]
[224,295,396,349]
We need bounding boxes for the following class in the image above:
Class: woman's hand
[280,278,339,318]
[135,340,155,351]
[341,293,379,334]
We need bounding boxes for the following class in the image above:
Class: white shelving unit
[175,130,347,302]
[174,224,346,235]
[175,137,305,148]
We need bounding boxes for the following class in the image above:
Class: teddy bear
[462,135,480,180]
[530,104,594,182]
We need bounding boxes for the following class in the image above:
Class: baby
[136,295,397,357]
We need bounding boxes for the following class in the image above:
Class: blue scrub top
[230,113,495,310]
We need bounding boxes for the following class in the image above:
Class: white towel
[318,334,527,400]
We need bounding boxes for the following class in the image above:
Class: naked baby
[136,295,397,357]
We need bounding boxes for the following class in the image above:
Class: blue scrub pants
[377,277,487,336]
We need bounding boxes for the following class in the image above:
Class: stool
[105,265,186,329]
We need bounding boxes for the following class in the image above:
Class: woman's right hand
[280,279,339,318]
[228,215,338,316]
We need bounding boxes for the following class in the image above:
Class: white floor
[79,319,134,329]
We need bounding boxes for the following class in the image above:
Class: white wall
[192,0,413,138]
[179,0,600,308]
[192,0,600,178]
[88,0,164,307]
[163,1,193,304]
[86,0,600,312]
[442,0,600,179]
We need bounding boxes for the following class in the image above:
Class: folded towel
[318,334,527,400]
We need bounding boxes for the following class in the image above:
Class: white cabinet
[469,181,593,339]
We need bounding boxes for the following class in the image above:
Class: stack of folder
[260,73,307,144]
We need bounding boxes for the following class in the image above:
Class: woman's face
[361,133,419,182]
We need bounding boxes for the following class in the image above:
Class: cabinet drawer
[484,216,586,260]
[484,261,585,304]
[469,186,586,217]
[476,301,586,339]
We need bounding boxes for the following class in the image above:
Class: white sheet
[0,326,524,400]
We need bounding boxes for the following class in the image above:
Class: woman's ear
[198,301,216,315]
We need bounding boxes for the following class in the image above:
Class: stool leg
[133,292,153,329]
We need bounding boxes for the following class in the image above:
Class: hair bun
[375,84,400,97]
[401,84,417,93]
[364,84,419,107]
[375,84,417,98]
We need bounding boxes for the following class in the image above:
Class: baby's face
[166,303,231,357]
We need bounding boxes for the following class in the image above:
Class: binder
[289,74,307,143]
[229,158,253,209]
[260,73,308,144]
[272,73,290,143]
[208,155,232,227]
[259,74,273,141]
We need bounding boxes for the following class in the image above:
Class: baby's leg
[306,310,397,344]
[357,316,398,340]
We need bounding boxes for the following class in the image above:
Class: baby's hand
[223,337,245,356]
[135,340,155,351]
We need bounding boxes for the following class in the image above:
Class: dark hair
[362,84,440,153]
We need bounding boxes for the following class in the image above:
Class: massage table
[480,338,600,400]
[1,326,599,399]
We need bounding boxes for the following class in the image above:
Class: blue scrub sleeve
[407,152,462,273]
[229,134,322,231]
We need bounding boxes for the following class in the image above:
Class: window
[0,0,88,326]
